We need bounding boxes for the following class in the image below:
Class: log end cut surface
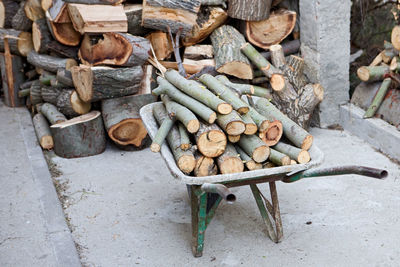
[298,150,311,164]
[259,120,282,146]
[187,119,200,133]
[219,157,244,174]
[226,121,246,136]
[391,25,400,51]
[18,32,34,57]
[301,135,313,151]
[198,130,227,158]
[108,118,148,147]
[217,103,233,115]
[177,155,196,175]
[40,136,54,150]
[357,67,370,82]
[253,145,270,163]
[71,90,91,115]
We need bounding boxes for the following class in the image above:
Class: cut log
[211,25,253,79]
[50,111,106,158]
[101,94,156,148]
[364,78,392,119]
[56,68,73,87]
[195,122,226,158]
[260,39,301,61]
[46,41,79,59]
[391,25,400,51]
[369,52,383,67]
[150,107,176,153]
[159,59,215,75]
[32,113,54,150]
[247,106,269,132]
[29,79,42,105]
[194,151,218,177]
[228,134,240,143]
[12,1,32,31]
[39,71,55,86]
[216,110,246,136]
[41,86,62,104]
[18,88,30,98]
[0,0,19,28]
[32,18,53,54]
[215,75,254,95]
[164,69,232,114]
[290,160,297,165]
[48,0,69,22]
[79,33,150,67]
[152,102,195,174]
[381,41,396,64]
[244,9,296,50]
[357,65,390,82]
[70,65,143,102]
[0,51,25,107]
[182,6,227,46]
[27,51,77,73]
[269,148,291,166]
[269,44,286,69]
[24,0,44,21]
[146,31,173,61]
[161,94,199,133]
[259,119,283,146]
[124,4,150,36]
[40,102,67,124]
[138,64,157,96]
[20,80,35,90]
[295,83,324,129]
[255,98,313,150]
[241,112,257,135]
[67,4,127,34]
[184,45,213,60]
[56,89,91,118]
[241,42,286,92]
[217,143,244,174]
[178,123,191,150]
[235,145,262,171]
[227,0,271,21]
[46,11,81,46]
[142,0,201,37]
[273,142,310,164]
[238,134,269,163]
[0,29,33,57]
[153,76,217,124]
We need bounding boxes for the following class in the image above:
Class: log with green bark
[195,122,227,158]
[50,111,106,158]
[217,143,244,174]
[164,69,232,114]
[269,148,291,166]
[364,78,392,119]
[238,134,270,163]
[216,110,246,136]
[161,94,200,133]
[27,51,77,73]
[18,89,30,98]
[178,123,191,151]
[247,106,270,132]
[39,72,56,86]
[40,102,67,124]
[241,112,258,135]
[215,75,254,95]
[235,145,262,171]
[194,151,218,177]
[153,103,196,174]
[273,142,310,164]
[32,113,53,150]
[150,108,176,153]
[153,77,217,124]
[357,65,390,82]
[255,98,313,150]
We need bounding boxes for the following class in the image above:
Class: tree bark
[41,86,62,104]
[269,148,291,166]
[357,65,390,82]
[27,51,77,73]
[194,151,218,177]
[235,145,262,171]
[32,18,53,54]
[50,111,106,158]
[79,33,150,67]
[46,41,79,59]
[238,134,270,163]
[258,119,282,146]
[32,113,54,150]
[217,143,244,174]
[178,122,191,150]
[0,51,25,107]
[124,4,150,36]
[195,121,226,158]
[12,1,32,31]
[0,0,19,28]
[56,68,74,87]
[29,79,42,105]
[273,142,310,164]
[227,0,271,21]
[101,93,156,148]
[211,25,253,79]
[216,110,246,136]
[56,89,91,118]
[41,102,67,124]
[0,29,33,57]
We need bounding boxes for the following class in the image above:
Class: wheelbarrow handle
[283,166,388,183]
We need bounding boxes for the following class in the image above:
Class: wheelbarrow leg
[190,185,207,257]
[269,182,283,242]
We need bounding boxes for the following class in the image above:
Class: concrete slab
[0,102,81,267]
[50,127,400,266]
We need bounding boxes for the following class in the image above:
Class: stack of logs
[0,0,324,162]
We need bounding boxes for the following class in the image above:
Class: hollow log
[216,110,246,136]
[235,145,262,171]
[56,89,91,118]
[70,65,143,102]
[32,18,53,54]
[27,51,77,73]
[79,33,150,67]
[32,113,54,150]
[273,142,310,164]
[50,111,106,158]
[178,123,191,150]
[46,11,81,46]
[227,0,271,21]
[195,122,226,158]
[238,134,269,163]
[142,0,201,37]
[211,25,253,79]
[194,151,218,177]
[146,31,173,61]
[0,0,19,28]
[217,143,244,174]
[269,148,291,166]
[0,29,33,57]
[12,1,32,31]
[357,65,390,82]
[150,108,176,153]
[0,51,25,107]
[24,0,45,21]
[124,4,150,36]
[29,79,42,105]
[101,93,156,148]
[259,119,283,146]
[40,102,67,124]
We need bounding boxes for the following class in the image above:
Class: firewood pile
[0,0,324,166]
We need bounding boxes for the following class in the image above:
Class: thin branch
[167,26,187,77]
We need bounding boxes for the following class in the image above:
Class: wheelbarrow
[140,102,388,257]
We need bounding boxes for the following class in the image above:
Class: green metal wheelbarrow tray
[140,102,388,257]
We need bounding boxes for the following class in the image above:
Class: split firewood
[50,111,106,158]
[124,4,150,36]
[153,77,217,124]
[184,45,213,60]
[161,94,200,133]
[40,102,67,124]
[0,29,33,57]
[29,80,42,105]
[159,59,215,75]
[146,31,173,61]
[238,134,270,163]
[49,0,75,23]
[194,151,218,177]
[0,0,19,28]
[269,148,290,166]
[182,6,227,46]
[24,0,45,21]
[227,0,271,21]
[216,110,246,136]
[70,65,143,102]
[241,113,258,135]
[178,123,191,150]
[41,0,52,11]
[357,65,390,82]
[259,119,283,146]
[101,94,156,148]
[138,64,157,96]
[217,143,244,174]
[243,9,296,50]
[79,33,150,66]
[195,122,226,158]
[391,25,400,51]
[28,51,77,73]
[45,11,81,46]
[56,68,74,87]
[153,103,196,174]
[390,57,400,72]
[142,0,201,37]
[364,78,392,119]
[150,108,176,153]
[12,1,32,31]
[67,4,128,34]
[164,69,233,115]
[56,89,91,118]
[32,18,53,54]
[228,135,240,143]
[273,142,310,164]
[255,98,313,150]
[235,145,262,171]
[33,113,54,150]
[211,25,253,79]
